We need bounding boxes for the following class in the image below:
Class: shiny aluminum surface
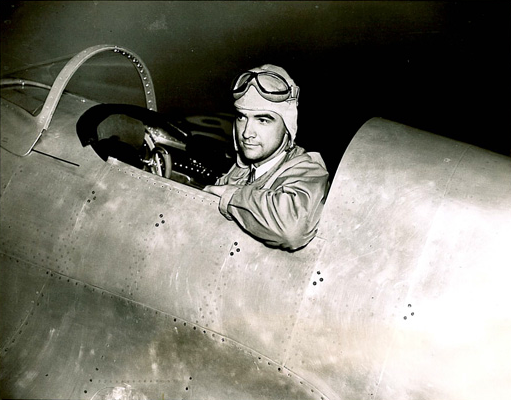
[1,83,510,398]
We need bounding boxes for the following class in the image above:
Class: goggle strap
[290,85,300,101]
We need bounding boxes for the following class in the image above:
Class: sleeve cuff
[219,185,240,220]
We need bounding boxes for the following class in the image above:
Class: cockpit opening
[76,103,234,189]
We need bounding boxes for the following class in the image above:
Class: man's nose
[242,120,256,139]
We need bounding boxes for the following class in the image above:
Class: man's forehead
[236,109,280,119]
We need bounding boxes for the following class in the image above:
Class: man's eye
[258,118,270,124]
[236,115,246,121]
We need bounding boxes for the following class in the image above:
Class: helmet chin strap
[285,130,295,150]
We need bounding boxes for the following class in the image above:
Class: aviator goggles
[232,71,300,103]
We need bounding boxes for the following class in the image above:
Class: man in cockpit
[204,64,329,251]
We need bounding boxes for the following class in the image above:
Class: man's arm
[203,184,232,198]
[205,157,329,250]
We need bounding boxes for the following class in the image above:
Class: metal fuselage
[1,46,511,400]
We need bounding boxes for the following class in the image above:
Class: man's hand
[203,184,233,197]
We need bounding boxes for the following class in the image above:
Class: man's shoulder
[259,146,329,190]
[284,146,327,171]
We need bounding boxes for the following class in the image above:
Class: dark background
[1,1,510,173]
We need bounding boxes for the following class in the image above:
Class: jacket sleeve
[218,156,329,251]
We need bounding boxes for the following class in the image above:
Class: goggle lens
[233,72,254,91]
[257,73,289,93]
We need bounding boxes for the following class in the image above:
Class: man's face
[234,109,287,166]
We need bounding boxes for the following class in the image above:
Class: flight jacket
[214,146,329,251]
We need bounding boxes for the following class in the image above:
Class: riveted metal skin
[1,48,511,399]
[0,78,327,399]
[0,259,320,399]
[303,118,511,400]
